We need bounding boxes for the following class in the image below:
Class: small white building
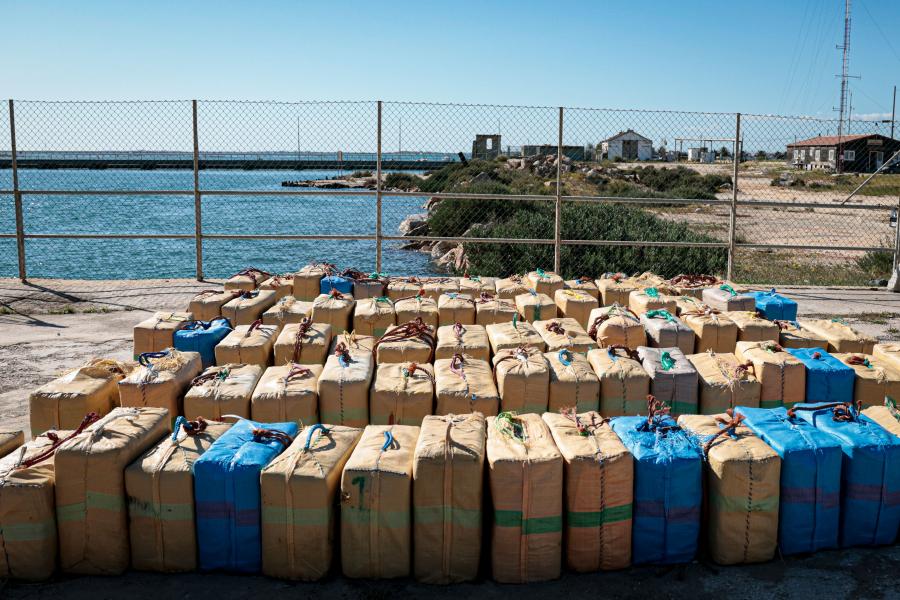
[687,147,714,163]
[601,129,653,161]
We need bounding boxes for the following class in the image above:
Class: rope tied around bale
[719,284,738,297]
[232,267,272,286]
[13,412,100,471]
[787,401,861,422]
[402,362,435,385]
[373,317,436,362]
[284,363,313,383]
[645,309,676,323]
[846,354,874,369]
[252,427,294,449]
[702,409,746,456]
[545,321,566,336]
[606,344,641,362]
[494,411,527,443]
[171,416,208,442]
[641,395,679,435]
[333,342,353,368]
[191,366,231,387]
[453,321,465,342]
[560,406,606,436]
[291,317,315,362]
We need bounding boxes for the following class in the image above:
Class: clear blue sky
[2,0,898,118]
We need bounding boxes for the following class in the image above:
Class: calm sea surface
[0,169,437,279]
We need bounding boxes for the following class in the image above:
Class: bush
[627,166,731,200]
[857,249,894,277]
[350,170,372,178]
[383,172,420,190]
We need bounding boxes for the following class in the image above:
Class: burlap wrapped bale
[413,414,486,584]
[777,320,828,349]
[437,293,476,326]
[0,428,80,580]
[30,358,133,437]
[595,274,636,307]
[833,353,900,408]
[495,275,529,300]
[486,320,546,354]
[262,296,314,328]
[330,331,377,358]
[353,297,396,337]
[459,275,496,295]
[475,293,519,326]
[0,431,24,458]
[222,290,279,326]
[259,274,294,300]
[341,425,420,579]
[125,418,231,572]
[545,350,600,413]
[311,291,355,334]
[587,304,647,349]
[542,411,633,572]
[349,277,385,300]
[534,317,596,354]
[486,412,562,583]
[394,294,440,329]
[294,263,333,301]
[525,270,563,297]
[183,363,262,420]
[386,278,423,301]
[861,404,900,437]
[119,350,203,419]
[724,311,780,343]
[563,277,600,299]
[734,341,806,408]
[215,321,277,368]
[435,323,490,362]
[261,424,362,581]
[273,319,333,366]
[665,274,721,299]
[133,312,192,358]
[55,407,169,575]
[251,364,323,423]
[629,288,678,315]
[637,346,699,416]
[224,267,271,292]
[189,290,242,321]
[554,289,599,330]
[318,344,375,427]
[674,295,703,316]
[421,278,459,301]
[587,347,650,417]
[702,285,756,312]
[874,342,900,372]
[688,352,761,414]
[682,306,738,353]
[370,362,435,425]
[640,309,695,354]
[515,290,558,322]
[493,346,550,415]
[629,271,667,288]
[796,318,876,353]
[677,413,780,565]
[375,319,436,364]
[434,355,500,417]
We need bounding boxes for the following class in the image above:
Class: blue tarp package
[173,318,233,369]
[320,275,353,296]
[735,406,842,554]
[610,403,702,565]
[790,402,900,547]
[193,418,298,572]
[785,348,855,403]
[749,289,798,321]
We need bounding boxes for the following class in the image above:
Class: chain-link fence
[1,99,898,284]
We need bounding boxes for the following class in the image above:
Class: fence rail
[2,99,898,285]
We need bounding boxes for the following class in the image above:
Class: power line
[859,0,900,64]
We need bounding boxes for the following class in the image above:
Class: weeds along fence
[0,100,898,285]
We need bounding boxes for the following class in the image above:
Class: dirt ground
[1,278,900,598]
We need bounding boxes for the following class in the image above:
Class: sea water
[0,169,436,278]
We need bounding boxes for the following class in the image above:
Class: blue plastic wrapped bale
[193,418,298,573]
[790,402,900,547]
[609,413,702,565]
[785,348,855,403]
[173,318,233,369]
[320,275,353,296]
[748,289,798,321]
[734,406,842,555]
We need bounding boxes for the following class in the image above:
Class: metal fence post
[894,195,900,273]
[8,100,26,281]
[554,106,563,273]
[192,100,203,281]
[376,100,383,273]
[726,112,741,281]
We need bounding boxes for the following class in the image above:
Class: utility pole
[892,85,897,139]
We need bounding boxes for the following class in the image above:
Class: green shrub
[857,249,894,277]
[350,170,372,178]
[383,172,420,190]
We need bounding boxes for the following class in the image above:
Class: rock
[424,196,442,212]
[472,172,491,183]
[507,158,521,169]
[430,241,454,259]
[435,244,467,272]
[398,213,429,236]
